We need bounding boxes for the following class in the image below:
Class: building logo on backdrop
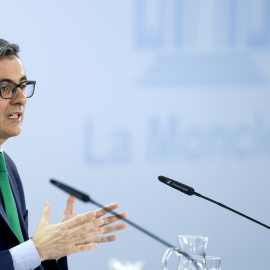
[135,0,270,87]
[84,116,270,165]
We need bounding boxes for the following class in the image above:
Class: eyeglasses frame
[0,80,36,99]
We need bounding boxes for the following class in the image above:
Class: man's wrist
[32,236,46,262]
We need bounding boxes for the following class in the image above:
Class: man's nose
[11,86,27,105]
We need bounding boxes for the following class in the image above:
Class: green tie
[0,153,24,243]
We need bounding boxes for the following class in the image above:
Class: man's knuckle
[62,232,69,240]
[80,233,86,241]
[75,216,81,224]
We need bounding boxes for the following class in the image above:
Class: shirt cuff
[9,239,41,270]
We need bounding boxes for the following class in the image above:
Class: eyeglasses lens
[0,82,34,99]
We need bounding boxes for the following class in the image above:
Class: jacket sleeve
[0,250,14,270]
[41,257,68,270]
[58,257,68,270]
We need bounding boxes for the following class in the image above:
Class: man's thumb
[40,202,51,224]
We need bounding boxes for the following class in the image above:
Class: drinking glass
[108,258,145,270]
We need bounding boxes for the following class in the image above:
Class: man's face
[0,56,27,144]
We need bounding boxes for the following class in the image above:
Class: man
[0,39,128,270]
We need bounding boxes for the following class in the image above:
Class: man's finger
[39,203,51,224]
[101,222,127,235]
[95,202,120,218]
[70,228,103,245]
[95,235,118,243]
[101,212,128,226]
[71,242,98,254]
[72,221,127,245]
[76,234,118,245]
[62,211,96,229]
[62,194,76,215]
[70,218,104,236]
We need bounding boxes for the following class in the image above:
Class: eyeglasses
[0,81,36,99]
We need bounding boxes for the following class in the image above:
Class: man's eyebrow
[0,79,13,83]
[0,76,28,83]
[20,75,27,82]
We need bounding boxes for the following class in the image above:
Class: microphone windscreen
[158,176,195,196]
[50,179,91,202]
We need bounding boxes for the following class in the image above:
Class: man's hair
[0,39,20,59]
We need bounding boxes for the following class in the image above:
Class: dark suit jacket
[0,152,68,270]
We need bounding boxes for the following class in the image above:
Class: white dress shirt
[9,240,41,270]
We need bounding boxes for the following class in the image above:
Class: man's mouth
[7,113,22,119]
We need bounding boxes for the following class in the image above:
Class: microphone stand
[50,179,200,269]
[195,192,270,230]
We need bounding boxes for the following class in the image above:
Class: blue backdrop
[1,0,270,269]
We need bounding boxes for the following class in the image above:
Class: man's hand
[32,203,104,261]
[61,195,128,244]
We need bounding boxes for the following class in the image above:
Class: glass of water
[205,256,221,270]
[108,258,145,270]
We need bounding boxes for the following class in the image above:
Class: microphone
[158,175,195,196]
[50,179,91,202]
[158,175,270,230]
